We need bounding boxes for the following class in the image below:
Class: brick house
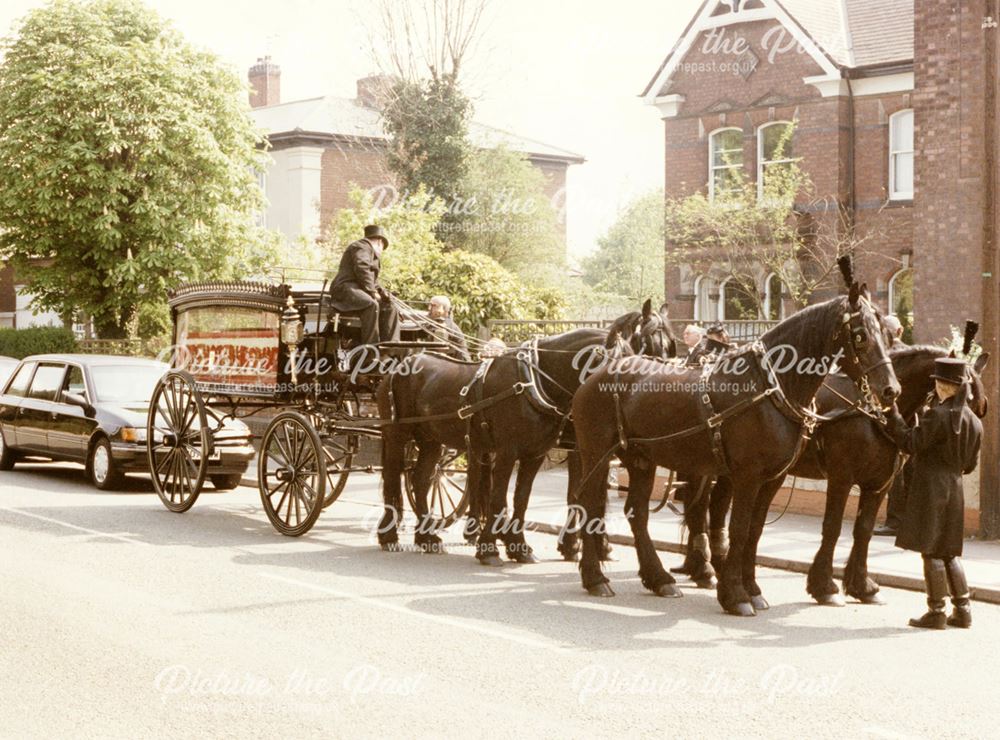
[246,58,585,245]
[642,0,1000,535]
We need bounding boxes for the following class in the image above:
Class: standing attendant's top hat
[930,357,968,385]
[364,224,389,246]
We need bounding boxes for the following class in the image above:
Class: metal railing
[485,317,779,344]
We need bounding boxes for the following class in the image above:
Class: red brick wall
[911,1,986,344]
[318,140,395,238]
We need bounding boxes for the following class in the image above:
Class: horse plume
[962,320,980,357]
[836,254,855,288]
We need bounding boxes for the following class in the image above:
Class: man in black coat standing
[329,224,399,347]
[886,357,983,629]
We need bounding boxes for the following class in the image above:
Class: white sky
[0,0,701,258]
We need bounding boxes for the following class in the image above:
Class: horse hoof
[725,602,756,617]
[478,554,504,567]
[694,576,717,590]
[857,592,886,605]
[511,552,540,564]
[815,593,846,607]
[750,594,770,611]
[587,582,616,598]
[655,583,683,598]
[560,550,580,563]
[669,565,692,575]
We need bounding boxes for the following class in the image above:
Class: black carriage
[146,279,469,536]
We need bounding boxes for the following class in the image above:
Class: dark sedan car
[0,354,254,490]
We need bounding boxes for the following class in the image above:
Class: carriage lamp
[281,296,303,347]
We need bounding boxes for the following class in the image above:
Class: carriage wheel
[320,393,359,509]
[146,370,210,513]
[259,411,327,537]
[404,445,469,529]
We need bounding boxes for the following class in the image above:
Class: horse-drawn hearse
[145,278,468,536]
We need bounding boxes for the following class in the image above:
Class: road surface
[1,462,998,738]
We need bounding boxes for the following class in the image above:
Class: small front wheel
[259,411,327,536]
[211,473,243,491]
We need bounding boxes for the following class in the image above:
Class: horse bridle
[833,297,892,418]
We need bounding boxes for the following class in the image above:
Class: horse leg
[411,442,445,553]
[558,449,583,561]
[624,456,681,597]
[716,476,756,616]
[672,477,716,588]
[741,477,785,612]
[505,454,544,563]
[578,447,614,597]
[708,476,732,573]
[844,484,887,604]
[377,432,407,551]
[806,473,853,606]
[476,452,513,568]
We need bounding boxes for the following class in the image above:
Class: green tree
[0,0,276,338]
[449,145,564,274]
[330,187,564,334]
[583,190,666,305]
[382,76,472,210]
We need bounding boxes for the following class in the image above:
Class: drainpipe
[980,0,999,539]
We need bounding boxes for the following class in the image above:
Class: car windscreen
[90,364,167,404]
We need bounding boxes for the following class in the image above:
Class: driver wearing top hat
[328,224,400,347]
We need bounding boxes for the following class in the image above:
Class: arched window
[889,110,914,200]
[763,273,785,320]
[888,267,914,341]
[719,277,756,320]
[757,121,795,201]
[694,275,718,322]
[709,128,744,202]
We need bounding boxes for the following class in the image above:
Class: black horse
[570,272,900,616]
[376,301,675,561]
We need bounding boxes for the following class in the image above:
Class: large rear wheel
[404,445,469,530]
[259,411,327,536]
[147,370,210,512]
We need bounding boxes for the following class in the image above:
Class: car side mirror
[63,391,95,418]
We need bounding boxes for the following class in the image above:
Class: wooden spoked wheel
[146,370,210,513]
[258,411,327,537]
[319,395,359,509]
[404,444,469,529]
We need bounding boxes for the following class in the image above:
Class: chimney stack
[355,74,396,110]
[249,56,280,108]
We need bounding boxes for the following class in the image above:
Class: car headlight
[120,427,146,443]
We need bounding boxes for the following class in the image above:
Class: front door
[49,364,95,461]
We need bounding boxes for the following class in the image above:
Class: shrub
[0,326,78,359]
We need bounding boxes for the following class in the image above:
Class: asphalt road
[2,462,999,739]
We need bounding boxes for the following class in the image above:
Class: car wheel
[0,429,17,471]
[210,473,243,491]
[89,437,124,491]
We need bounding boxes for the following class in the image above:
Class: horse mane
[759,296,846,351]
[604,312,641,348]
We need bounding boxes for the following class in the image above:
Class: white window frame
[888,267,912,316]
[693,275,718,322]
[888,109,914,201]
[756,121,796,202]
[708,127,744,203]
[763,272,785,320]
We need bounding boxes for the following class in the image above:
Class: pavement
[516,468,1000,605]
[3,461,1000,738]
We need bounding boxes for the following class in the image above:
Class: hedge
[0,326,78,359]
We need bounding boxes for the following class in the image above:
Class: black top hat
[364,224,389,246]
[930,357,968,385]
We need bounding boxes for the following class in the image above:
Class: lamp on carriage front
[281,296,304,385]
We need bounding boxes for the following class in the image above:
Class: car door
[0,361,36,449]
[49,364,96,461]
[18,363,67,453]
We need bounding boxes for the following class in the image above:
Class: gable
[642,0,840,103]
